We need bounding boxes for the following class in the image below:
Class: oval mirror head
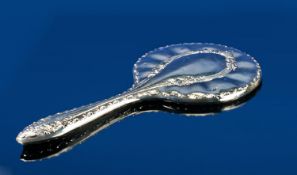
[133,43,261,104]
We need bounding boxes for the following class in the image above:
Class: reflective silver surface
[16,43,262,145]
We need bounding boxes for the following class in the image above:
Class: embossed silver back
[17,43,261,146]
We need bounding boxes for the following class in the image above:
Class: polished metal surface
[16,43,262,145]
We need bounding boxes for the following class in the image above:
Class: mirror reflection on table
[21,83,261,161]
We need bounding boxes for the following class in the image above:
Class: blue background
[0,0,297,174]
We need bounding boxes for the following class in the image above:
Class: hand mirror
[17,43,262,145]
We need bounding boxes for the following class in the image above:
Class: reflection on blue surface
[0,0,297,174]
[19,86,261,161]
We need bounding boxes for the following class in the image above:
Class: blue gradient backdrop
[0,0,297,175]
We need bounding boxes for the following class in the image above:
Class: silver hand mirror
[17,43,262,145]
